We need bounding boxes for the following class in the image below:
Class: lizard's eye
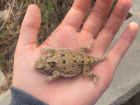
[52,62,56,65]
[74,60,77,63]
[63,60,66,64]
[49,62,56,65]
[61,54,65,57]
[88,61,91,64]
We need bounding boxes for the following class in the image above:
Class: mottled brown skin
[34,44,106,84]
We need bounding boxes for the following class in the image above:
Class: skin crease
[12,0,139,105]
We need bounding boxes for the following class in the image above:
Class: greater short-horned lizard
[34,43,106,84]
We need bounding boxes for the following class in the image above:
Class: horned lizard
[34,43,106,84]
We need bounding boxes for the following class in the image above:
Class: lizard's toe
[45,76,52,82]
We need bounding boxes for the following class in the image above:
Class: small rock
[0,10,9,20]
[0,70,6,87]
[0,90,11,105]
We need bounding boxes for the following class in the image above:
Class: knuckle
[104,25,116,35]
[72,4,87,13]
[24,24,39,31]
[112,10,125,21]
[91,9,106,20]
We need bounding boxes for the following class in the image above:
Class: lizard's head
[34,55,53,73]
[34,58,45,69]
[34,55,48,71]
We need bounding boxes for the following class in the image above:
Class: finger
[96,0,132,52]
[81,0,113,38]
[107,22,139,74]
[61,0,91,30]
[18,4,41,47]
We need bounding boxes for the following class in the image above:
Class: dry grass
[0,0,131,94]
[0,0,74,94]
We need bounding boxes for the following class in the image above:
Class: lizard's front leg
[46,71,60,82]
[41,48,55,57]
[83,66,99,84]
[79,43,94,53]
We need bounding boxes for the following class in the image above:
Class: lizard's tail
[94,54,107,65]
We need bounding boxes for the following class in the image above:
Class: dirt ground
[0,0,131,94]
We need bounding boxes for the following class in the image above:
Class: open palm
[12,0,138,105]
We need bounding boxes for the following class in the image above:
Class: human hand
[12,0,139,104]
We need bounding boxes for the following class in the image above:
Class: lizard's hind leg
[83,66,99,84]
